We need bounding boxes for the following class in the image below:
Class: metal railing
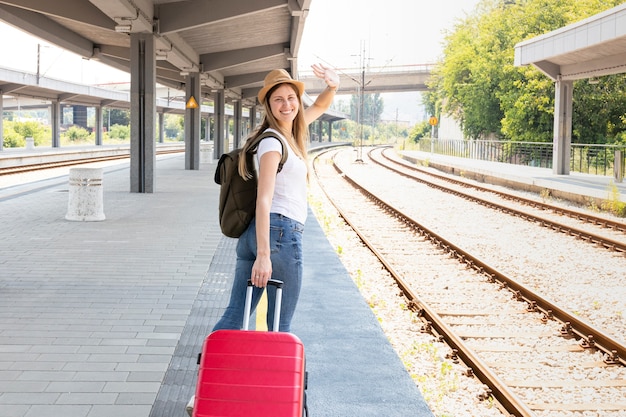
[416,139,625,180]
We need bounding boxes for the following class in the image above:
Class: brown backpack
[214,131,288,238]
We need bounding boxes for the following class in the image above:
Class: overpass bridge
[300,64,432,95]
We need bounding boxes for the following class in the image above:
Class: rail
[313,146,626,416]
[416,138,626,177]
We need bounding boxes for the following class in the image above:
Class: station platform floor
[0,153,433,417]
[400,150,626,205]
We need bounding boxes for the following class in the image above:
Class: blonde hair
[238,83,309,179]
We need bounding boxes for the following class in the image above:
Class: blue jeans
[212,213,304,332]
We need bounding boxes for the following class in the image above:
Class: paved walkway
[0,153,432,417]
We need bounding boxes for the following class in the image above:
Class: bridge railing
[298,63,434,78]
[416,138,626,178]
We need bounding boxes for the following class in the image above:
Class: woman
[212,64,339,332]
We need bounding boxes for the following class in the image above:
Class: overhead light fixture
[156,51,168,60]
[180,70,189,76]
[588,76,600,85]
[115,24,132,33]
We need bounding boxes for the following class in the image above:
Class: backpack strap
[246,129,289,173]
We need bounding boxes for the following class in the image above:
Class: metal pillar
[51,101,60,148]
[553,77,573,175]
[233,100,243,148]
[214,90,225,159]
[158,112,164,143]
[185,72,201,170]
[205,114,211,142]
[318,119,323,142]
[250,105,257,132]
[615,150,623,183]
[129,33,157,193]
[95,106,103,145]
[225,117,231,149]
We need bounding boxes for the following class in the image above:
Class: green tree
[108,124,130,141]
[350,93,384,127]
[104,108,130,127]
[6,120,49,146]
[408,121,431,143]
[64,125,90,142]
[573,74,626,144]
[429,0,626,143]
[164,114,184,140]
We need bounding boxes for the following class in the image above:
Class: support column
[250,105,257,132]
[328,121,333,142]
[318,120,323,142]
[205,114,211,142]
[225,117,231,150]
[241,108,250,137]
[158,112,164,143]
[51,101,60,148]
[233,100,243,148]
[95,106,103,145]
[553,77,573,175]
[214,90,225,159]
[185,72,201,170]
[129,33,157,193]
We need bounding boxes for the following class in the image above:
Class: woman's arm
[250,150,281,288]
[304,64,340,125]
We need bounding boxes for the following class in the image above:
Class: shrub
[3,120,49,146]
[108,124,130,141]
[2,128,24,147]
[63,125,90,142]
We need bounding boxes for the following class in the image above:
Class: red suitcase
[193,279,306,417]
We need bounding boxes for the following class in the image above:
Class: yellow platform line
[255,289,268,331]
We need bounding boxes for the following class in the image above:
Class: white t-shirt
[256,130,308,225]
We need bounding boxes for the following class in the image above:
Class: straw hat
[257,69,305,103]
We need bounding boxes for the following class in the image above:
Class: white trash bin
[65,168,105,221]
[200,141,214,164]
[25,136,35,150]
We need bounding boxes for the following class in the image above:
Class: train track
[0,147,185,176]
[375,146,626,252]
[311,146,626,417]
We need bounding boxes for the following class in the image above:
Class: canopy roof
[514,3,626,80]
[0,0,311,106]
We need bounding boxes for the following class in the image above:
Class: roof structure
[0,0,311,107]
[514,3,626,81]
[514,3,626,176]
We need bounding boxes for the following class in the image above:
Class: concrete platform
[0,153,432,417]
[401,150,626,206]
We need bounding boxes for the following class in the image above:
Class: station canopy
[514,3,626,81]
[0,0,312,107]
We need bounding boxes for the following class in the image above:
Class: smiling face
[268,84,300,130]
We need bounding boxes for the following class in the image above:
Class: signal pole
[355,41,368,163]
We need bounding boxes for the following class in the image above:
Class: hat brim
[258,79,305,103]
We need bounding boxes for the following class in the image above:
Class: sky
[298,0,480,70]
[0,0,481,124]
[298,0,481,123]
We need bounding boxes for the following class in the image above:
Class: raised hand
[311,63,340,89]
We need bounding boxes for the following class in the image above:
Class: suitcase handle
[243,279,284,331]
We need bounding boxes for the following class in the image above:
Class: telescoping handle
[242,279,284,331]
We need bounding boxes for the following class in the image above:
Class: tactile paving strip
[149,236,236,417]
